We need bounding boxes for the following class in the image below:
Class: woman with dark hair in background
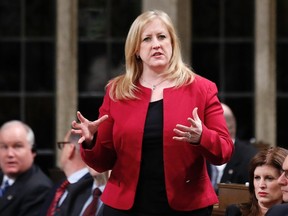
[226,147,288,216]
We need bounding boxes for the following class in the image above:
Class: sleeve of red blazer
[193,80,234,165]
[80,89,116,172]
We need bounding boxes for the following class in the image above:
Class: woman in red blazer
[72,10,233,216]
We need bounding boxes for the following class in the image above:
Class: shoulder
[234,139,258,155]
[266,204,288,216]
[225,204,242,216]
[192,75,217,89]
[180,75,218,98]
[23,165,53,189]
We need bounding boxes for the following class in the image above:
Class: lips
[5,161,17,166]
[152,52,162,56]
[258,192,268,197]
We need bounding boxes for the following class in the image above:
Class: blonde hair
[108,10,196,100]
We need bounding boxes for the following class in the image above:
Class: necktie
[82,188,102,216]
[46,180,70,216]
[0,180,10,197]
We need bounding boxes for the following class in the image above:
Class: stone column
[56,0,78,164]
[255,0,276,146]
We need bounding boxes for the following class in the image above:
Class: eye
[0,144,8,150]
[266,176,276,181]
[158,34,166,40]
[13,143,24,150]
[15,144,22,148]
[143,37,151,42]
[254,176,260,180]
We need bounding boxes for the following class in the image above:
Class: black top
[133,99,171,214]
[103,100,213,216]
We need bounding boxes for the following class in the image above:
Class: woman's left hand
[173,107,202,144]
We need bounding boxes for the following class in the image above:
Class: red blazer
[81,75,234,211]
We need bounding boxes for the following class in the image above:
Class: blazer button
[186,179,191,183]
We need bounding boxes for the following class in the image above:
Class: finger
[175,124,190,132]
[71,128,83,135]
[78,136,86,144]
[97,115,109,124]
[77,111,87,123]
[192,107,201,122]
[71,120,77,128]
[71,120,81,128]
[173,128,189,137]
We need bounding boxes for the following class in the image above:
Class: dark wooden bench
[212,183,250,216]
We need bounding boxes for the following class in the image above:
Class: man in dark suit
[207,103,258,191]
[265,154,288,216]
[78,167,109,216]
[40,130,93,216]
[0,120,53,216]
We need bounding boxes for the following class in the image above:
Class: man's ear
[68,144,76,159]
[31,144,37,153]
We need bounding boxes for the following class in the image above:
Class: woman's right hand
[71,111,109,145]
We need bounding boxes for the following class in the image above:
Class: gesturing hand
[173,107,202,144]
[71,111,109,145]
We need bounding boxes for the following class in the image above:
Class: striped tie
[0,180,10,197]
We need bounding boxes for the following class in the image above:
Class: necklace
[140,77,167,90]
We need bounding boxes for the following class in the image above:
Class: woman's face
[138,18,172,73]
[254,165,283,208]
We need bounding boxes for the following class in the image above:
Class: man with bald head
[0,120,53,216]
[40,130,93,216]
[208,103,258,192]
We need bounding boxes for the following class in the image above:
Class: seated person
[40,130,93,216]
[225,147,288,216]
[79,167,109,216]
[0,120,53,216]
[208,103,258,191]
[265,153,288,215]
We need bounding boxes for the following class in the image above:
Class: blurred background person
[40,130,93,216]
[225,147,288,216]
[208,103,258,192]
[0,120,53,216]
[79,167,109,216]
[265,153,288,215]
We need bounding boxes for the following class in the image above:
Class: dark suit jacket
[40,172,93,216]
[0,164,53,216]
[265,204,288,216]
[225,204,242,216]
[208,139,258,185]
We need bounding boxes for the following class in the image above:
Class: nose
[152,38,160,49]
[258,178,266,188]
[6,147,15,156]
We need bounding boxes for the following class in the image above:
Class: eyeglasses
[57,141,71,150]
[281,169,288,179]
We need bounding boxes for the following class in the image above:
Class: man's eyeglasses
[281,169,288,179]
[57,141,71,150]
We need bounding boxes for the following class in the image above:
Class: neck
[140,76,167,90]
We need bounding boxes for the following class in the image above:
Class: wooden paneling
[212,183,250,216]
